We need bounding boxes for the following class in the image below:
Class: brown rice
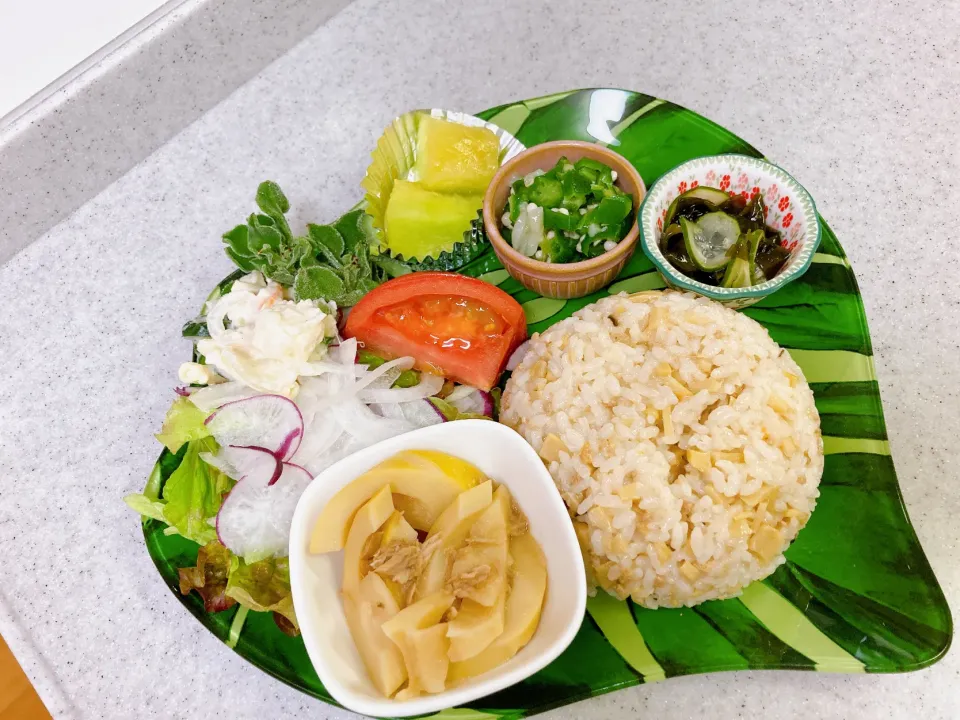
[500,291,823,608]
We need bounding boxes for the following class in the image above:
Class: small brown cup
[482,141,646,299]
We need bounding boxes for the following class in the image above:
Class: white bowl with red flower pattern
[639,154,820,308]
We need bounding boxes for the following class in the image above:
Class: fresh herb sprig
[222,181,409,306]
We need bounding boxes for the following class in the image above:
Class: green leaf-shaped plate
[143,88,951,719]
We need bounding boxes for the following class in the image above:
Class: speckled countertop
[1,0,958,718]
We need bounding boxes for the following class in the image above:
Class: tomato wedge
[343,272,527,390]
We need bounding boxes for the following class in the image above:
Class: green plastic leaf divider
[585,594,665,682]
[786,349,877,384]
[822,437,890,456]
[520,298,567,325]
[604,99,666,145]
[478,269,510,286]
[140,89,951,719]
[738,583,865,672]
[606,272,667,294]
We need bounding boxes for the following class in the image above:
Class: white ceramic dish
[288,420,587,718]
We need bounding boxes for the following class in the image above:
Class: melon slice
[384,180,482,261]
[415,116,500,194]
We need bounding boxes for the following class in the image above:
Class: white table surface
[0,0,172,121]
[1,0,958,718]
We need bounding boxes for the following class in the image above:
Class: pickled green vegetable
[659,186,793,287]
[502,156,635,264]
[681,212,741,271]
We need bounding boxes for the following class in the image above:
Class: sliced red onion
[205,395,303,460]
[216,462,313,558]
[174,386,193,397]
[506,339,531,371]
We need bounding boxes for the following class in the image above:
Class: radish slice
[201,445,280,483]
[403,399,447,427]
[506,339,531,371]
[216,462,313,558]
[370,400,445,428]
[189,381,261,412]
[205,395,303,460]
[290,412,341,473]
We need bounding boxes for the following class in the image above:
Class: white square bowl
[288,420,587,718]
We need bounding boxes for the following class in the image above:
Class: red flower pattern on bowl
[640,154,819,308]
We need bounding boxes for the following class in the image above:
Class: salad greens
[225,555,299,634]
[129,180,512,645]
[126,398,230,546]
[132,438,299,635]
[159,437,230,546]
[502,156,634,262]
[178,540,236,613]
[222,181,404,307]
[155,396,211,453]
[428,388,501,422]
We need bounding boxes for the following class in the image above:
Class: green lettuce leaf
[178,541,237,613]
[155,396,211,453]
[123,493,166,522]
[161,437,224,545]
[225,555,298,633]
